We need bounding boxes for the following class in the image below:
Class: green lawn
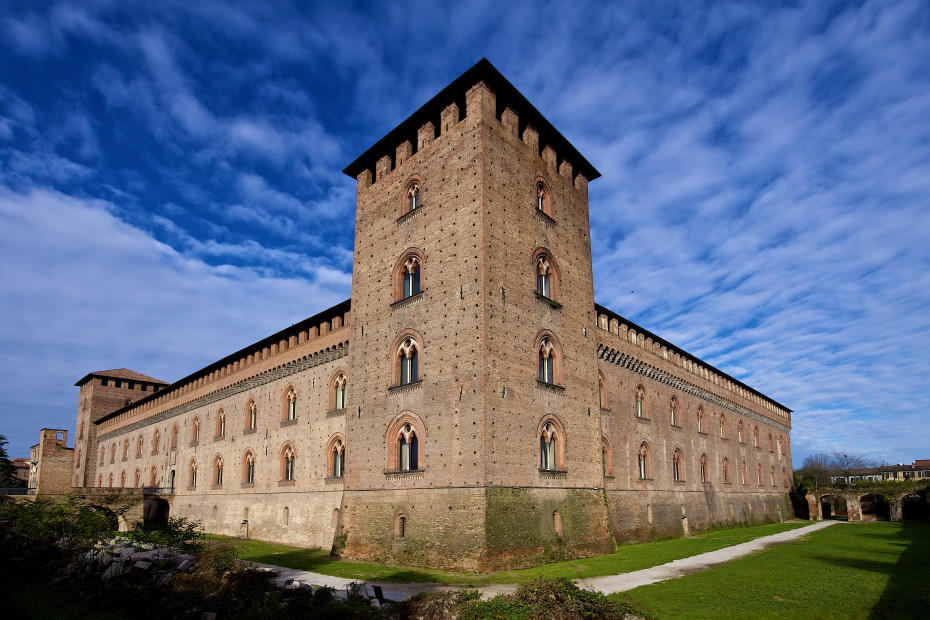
[613,521,930,619]
[213,521,808,585]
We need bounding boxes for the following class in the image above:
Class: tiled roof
[75,368,167,387]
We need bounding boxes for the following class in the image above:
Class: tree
[797,452,835,487]
[0,434,16,487]
[795,451,880,489]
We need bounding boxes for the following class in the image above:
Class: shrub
[126,516,205,553]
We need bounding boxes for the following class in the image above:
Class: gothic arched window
[538,338,555,384]
[537,256,552,298]
[330,437,345,478]
[243,451,256,484]
[635,385,646,418]
[397,424,418,471]
[281,445,296,481]
[673,449,683,481]
[285,387,297,421]
[408,182,420,212]
[214,455,224,486]
[247,400,258,431]
[540,422,557,471]
[398,339,419,385]
[403,257,420,298]
[333,373,347,410]
[637,442,651,479]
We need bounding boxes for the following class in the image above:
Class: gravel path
[250,520,839,601]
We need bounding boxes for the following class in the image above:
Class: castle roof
[75,368,168,387]
[595,303,792,413]
[343,58,600,183]
[94,299,351,425]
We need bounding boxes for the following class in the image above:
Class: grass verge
[611,521,930,619]
[213,521,808,585]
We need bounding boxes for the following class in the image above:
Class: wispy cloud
[0,0,927,467]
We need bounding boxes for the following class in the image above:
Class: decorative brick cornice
[388,380,423,395]
[396,207,424,225]
[384,469,425,481]
[597,344,790,434]
[97,345,349,442]
[390,291,425,310]
[535,380,565,393]
[535,208,556,227]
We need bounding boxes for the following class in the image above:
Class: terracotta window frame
[635,385,647,419]
[280,443,296,482]
[329,368,348,411]
[534,177,553,218]
[536,331,563,386]
[393,248,425,302]
[601,435,613,477]
[242,450,256,484]
[399,174,424,218]
[637,441,652,480]
[216,409,226,438]
[385,411,426,472]
[189,459,197,489]
[327,433,346,478]
[673,448,684,482]
[282,385,298,422]
[539,416,566,471]
[214,455,224,486]
[532,248,561,302]
[246,399,258,432]
[391,329,424,387]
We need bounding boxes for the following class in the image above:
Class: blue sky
[1,0,928,466]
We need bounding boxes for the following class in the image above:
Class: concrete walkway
[577,520,839,594]
[250,520,839,601]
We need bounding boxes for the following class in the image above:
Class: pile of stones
[62,537,197,583]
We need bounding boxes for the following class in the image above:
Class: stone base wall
[606,488,792,542]
[484,487,613,572]
[342,488,488,572]
[170,490,344,549]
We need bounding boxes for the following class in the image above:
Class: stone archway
[143,497,171,527]
[819,494,847,520]
[860,494,891,521]
[902,492,928,521]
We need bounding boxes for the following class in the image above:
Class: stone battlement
[344,58,599,193]
[96,300,351,434]
[595,303,790,424]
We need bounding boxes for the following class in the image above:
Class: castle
[71,60,793,571]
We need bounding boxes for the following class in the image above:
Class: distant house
[9,458,30,484]
[830,460,930,484]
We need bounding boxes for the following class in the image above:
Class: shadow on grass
[245,548,445,582]
[868,522,930,618]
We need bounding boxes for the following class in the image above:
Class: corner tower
[73,369,168,488]
[342,59,612,571]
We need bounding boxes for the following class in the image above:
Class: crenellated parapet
[95,299,352,434]
[343,58,599,193]
[595,303,791,426]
